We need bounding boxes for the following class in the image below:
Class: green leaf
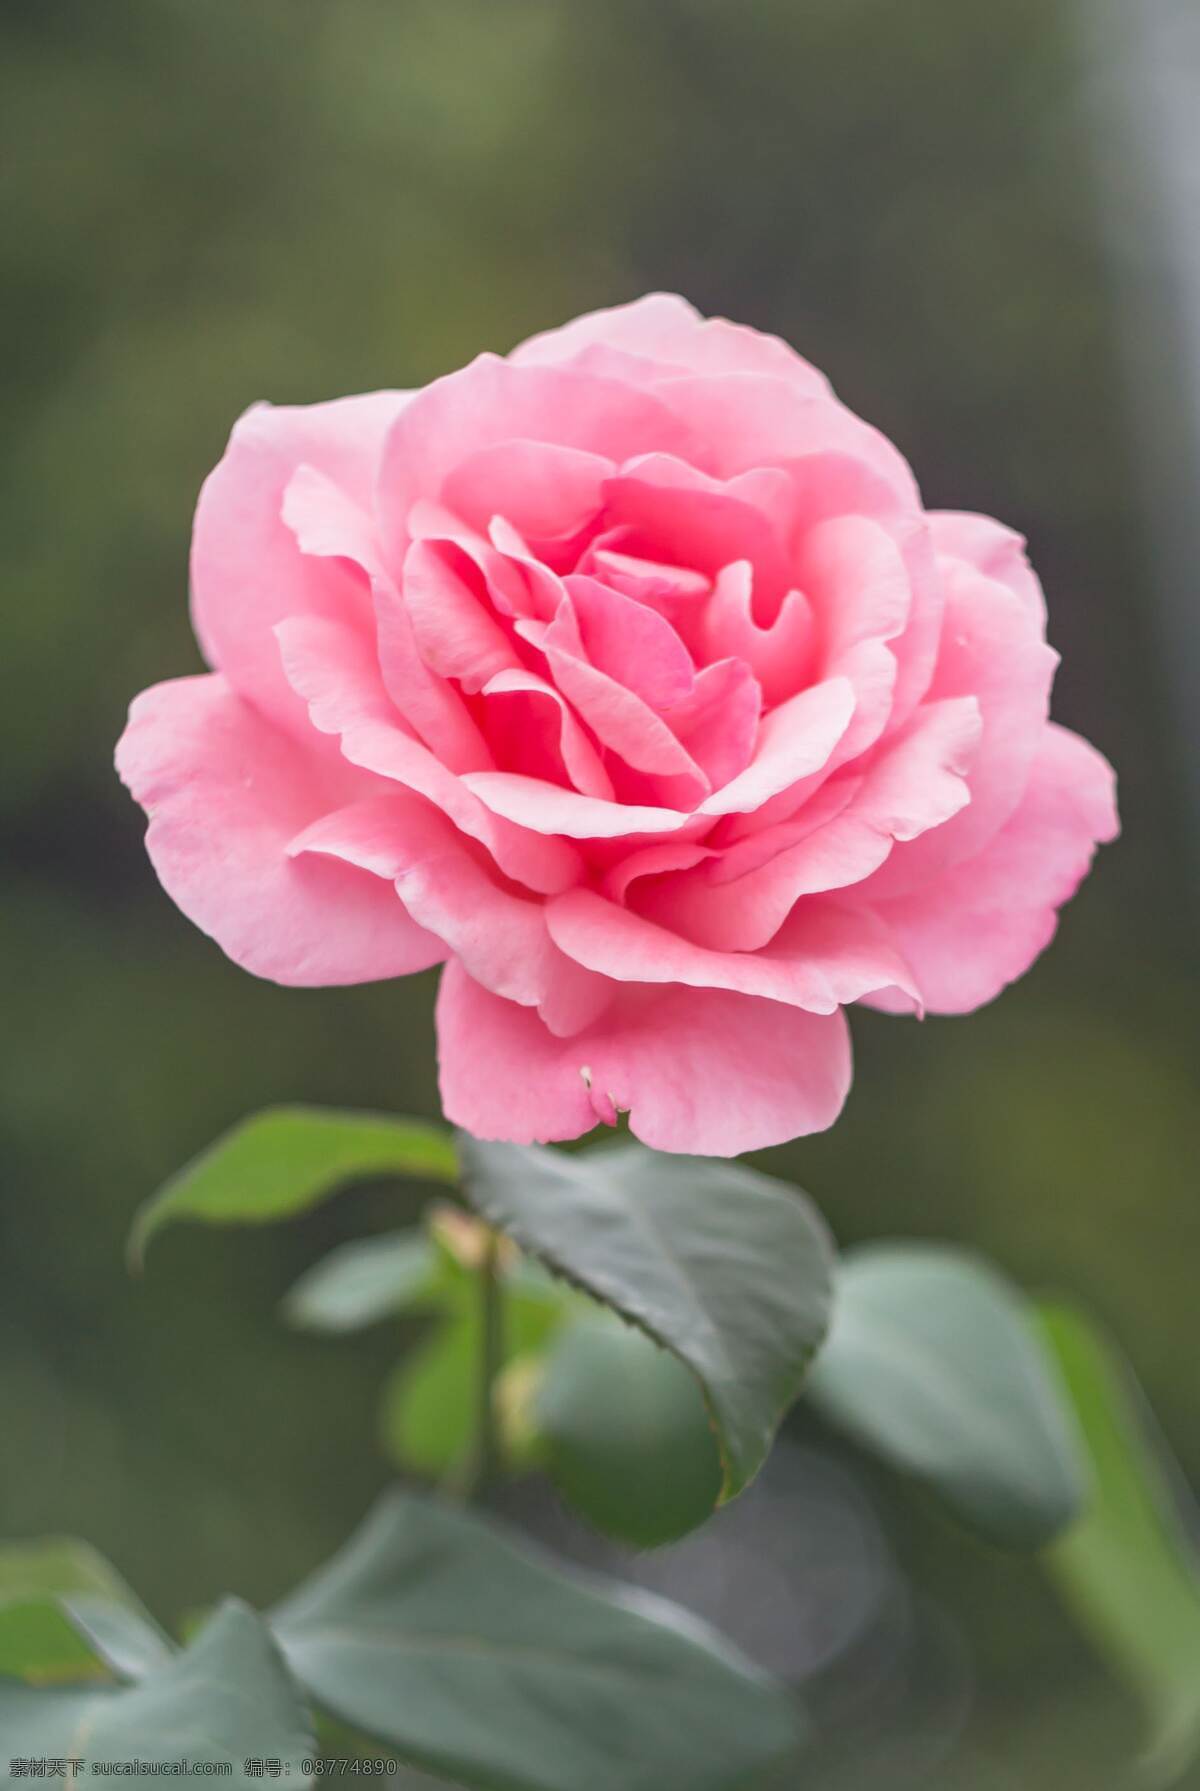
[380,1315,477,1477]
[535,1310,723,1547]
[806,1244,1085,1548]
[63,1596,174,1681]
[457,1136,834,1503]
[283,1231,440,1333]
[130,1106,458,1265]
[0,1600,314,1779]
[0,1538,165,1685]
[1038,1303,1200,1787]
[0,1600,109,1687]
[272,1490,801,1791]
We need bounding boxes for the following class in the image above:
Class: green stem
[470,1229,505,1498]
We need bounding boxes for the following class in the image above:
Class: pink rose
[117,295,1117,1155]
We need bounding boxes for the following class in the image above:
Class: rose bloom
[117,296,1117,1155]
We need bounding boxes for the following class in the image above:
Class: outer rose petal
[511,292,831,393]
[863,558,1058,898]
[440,439,614,542]
[863,722,1118,1014]
[376,355,697,567]
[191,391,410,735]
[929,510,1046,621]
[289,794,609,1035]
[115,675,444,986]
[650,372,917,508]
[436,959,852,1155]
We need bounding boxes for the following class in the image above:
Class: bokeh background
[2,1,1197,1784]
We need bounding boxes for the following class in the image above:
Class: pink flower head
[117,295,1117,1155]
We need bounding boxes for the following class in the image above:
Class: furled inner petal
[406,500,534,617]
[485,516,570,621]
[586,545,711,606]
[700,561,814,705]
[478,667,614,799]
[522,590,711,802]
[401,537,519,694]
[601,839,717,903]
[695,677,855,817]
[373,572,493,775]
[600,453,796,613]
[562,574,697,709]
[280,467,493,777]
[662,656,762,792]
[275,612,580,894]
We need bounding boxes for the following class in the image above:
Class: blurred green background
[1,1,1196,1784]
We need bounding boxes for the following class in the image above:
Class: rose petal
[636,697,982,951]
[440,438,614,542]
[700,561,814,706]
[276,613,580,894]
[436,958,852,1154]
[290,794,609,1036]
[280,463,491,775]
[460,770,691,840]
[547,889,919,1015]
[930,510,1046,620]
[601,453,795,610]
[524,588,710,799]
[115,675,443,986]
[652,372,917,502]
[861,722,1118,1014]
[665,655,762,791]
[602,840,717,903]
[697,677,854,816]
[402,537,518,694]
[799,513,914,763]
[563,573,697,709]
[585,544,711,612]
[192,392,409,735]
[479,667,614,799]
[376,356,696,566]
[511,292,830,393]
[863,558,1058,899]
[282,461,385,574]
